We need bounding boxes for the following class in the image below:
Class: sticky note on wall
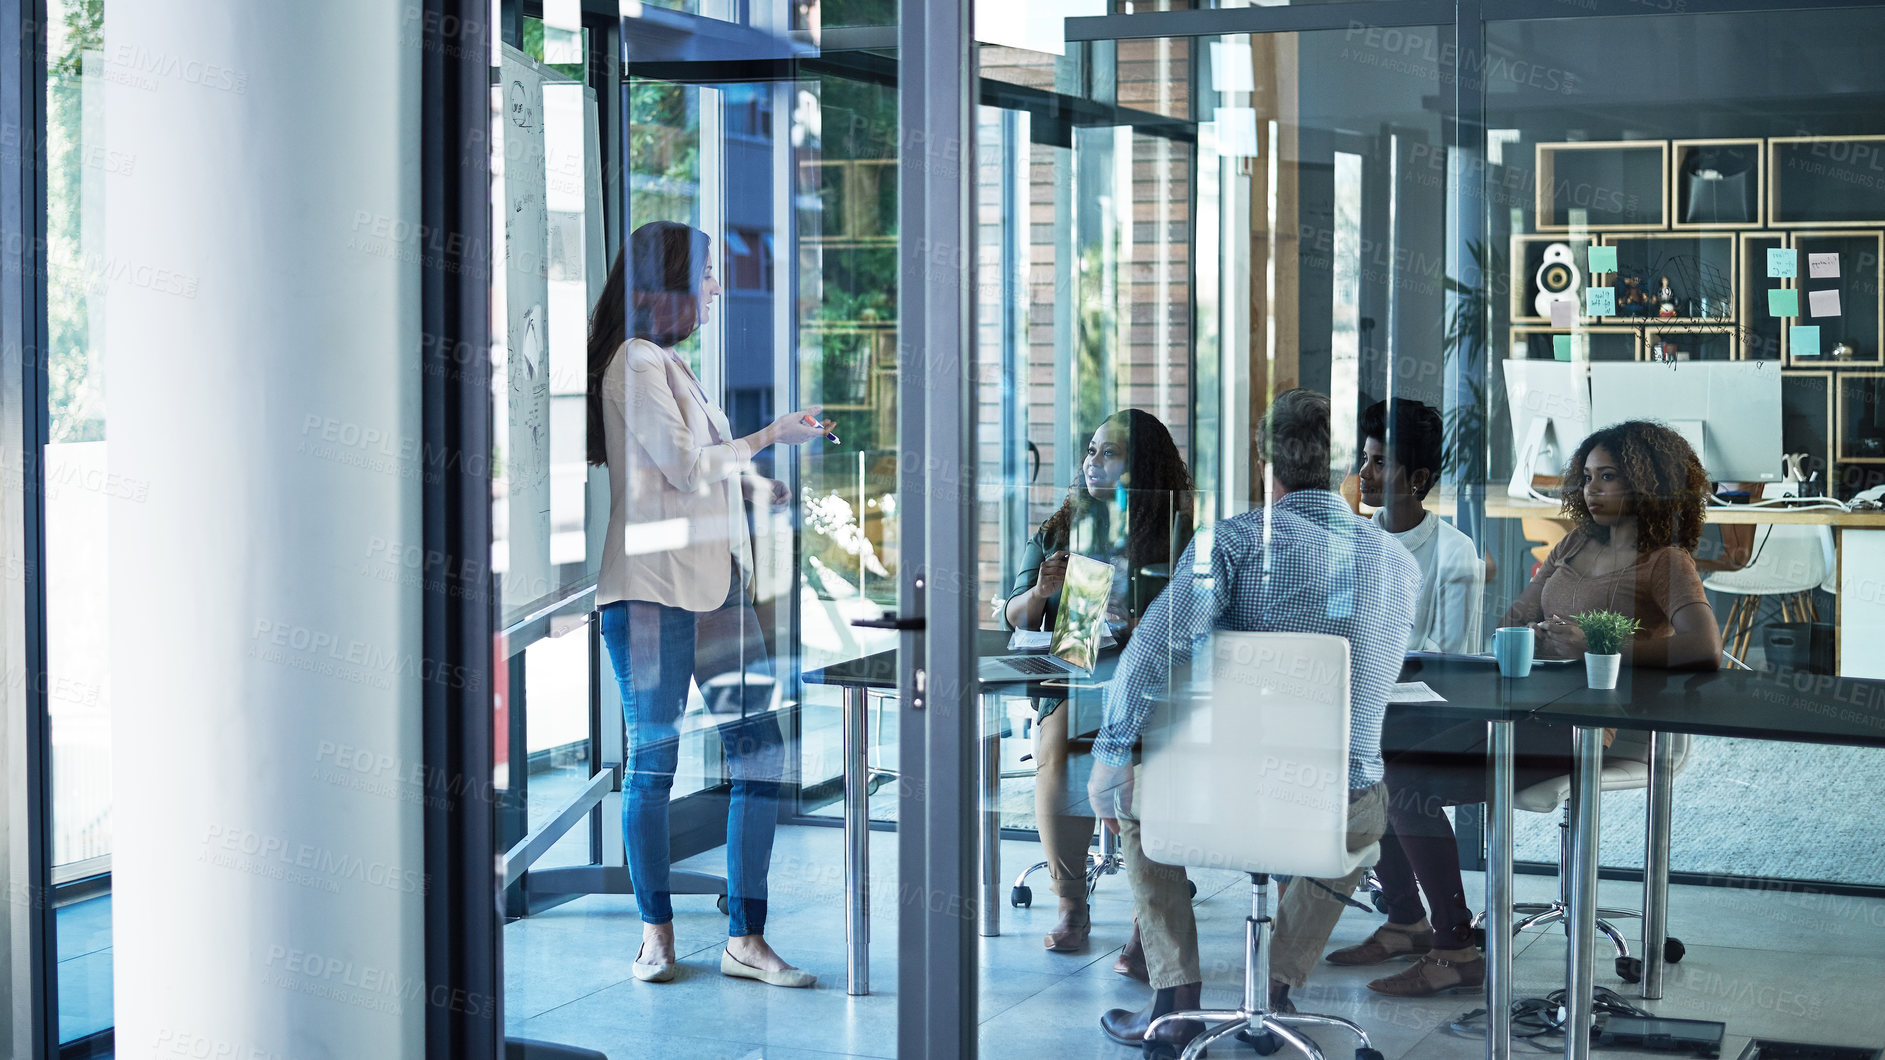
[1768,288,1798,317]
[1549,300,1575,327]
[1767,248,1797,278]
[1553,335,1573,361]
[1809,253,1840,278]
[1586,287,1615,315]
[1791,324,1822,356]
[1586,245,1617,273]
[1810,289,1841,317]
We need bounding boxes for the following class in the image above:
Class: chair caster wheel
[1142,1042,1181,1060]
[866,775,884,796]
[1239,1028,1282,1055]
[1370,891,1391,915]
[1472,927,1487,950]
[1665,937,1686,963]
[1616,956,1643,983]
[717,894,731,915]
[1187,880,1198,898]
[1357,1049,1386,1060]
[1011,885,1032,909]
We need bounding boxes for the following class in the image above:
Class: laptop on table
[981,553,1115,683]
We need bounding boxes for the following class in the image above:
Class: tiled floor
[503,824,1885,1059]
[56,893,113,1044]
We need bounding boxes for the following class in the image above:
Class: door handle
[849,613,926,631]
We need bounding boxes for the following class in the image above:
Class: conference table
[806,637,1885,1060]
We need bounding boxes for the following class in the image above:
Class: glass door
[491,3,940,1054]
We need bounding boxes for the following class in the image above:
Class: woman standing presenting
[586,220,831,987]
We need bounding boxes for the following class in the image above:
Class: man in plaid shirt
[1089,389,1420,1052]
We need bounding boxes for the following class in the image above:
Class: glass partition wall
[493,4,918,1056]
[1481,5,1885,889]
[969,20,1466,1056]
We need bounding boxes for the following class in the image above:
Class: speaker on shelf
[1534,241,1582,319]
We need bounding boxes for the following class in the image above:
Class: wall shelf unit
[1535,140,1669,231]
[1769,136,1885,228]
[1511,136,1885,495]
[1672,138,1766,231]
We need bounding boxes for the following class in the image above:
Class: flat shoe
[721,948,816,989]
[632,942,675,983]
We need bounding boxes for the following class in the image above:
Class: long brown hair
[1040,409,1196,573]
[1560,420,1709,553]
[586,221,713,466]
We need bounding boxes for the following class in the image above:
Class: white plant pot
[1585,652,1622,690]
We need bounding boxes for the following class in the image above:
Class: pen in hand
[803,414,840,445]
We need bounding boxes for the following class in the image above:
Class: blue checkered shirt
[1095,489,1421,790]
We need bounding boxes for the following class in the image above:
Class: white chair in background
[1134,631,1383,1060]
[1704,523,1831,661]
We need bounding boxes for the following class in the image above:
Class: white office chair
[1474,728,1692,982]
[1135,632,1383,1060]
[1706,523,1831,662]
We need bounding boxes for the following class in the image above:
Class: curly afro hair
[1559,420,1710,553]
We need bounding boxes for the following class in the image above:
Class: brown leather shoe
[1100,982,1203,1049]
[1326,923,1436,966]
[1112,920,1148,982]
[1366,951,1485,997]
[1043,901,1091,953]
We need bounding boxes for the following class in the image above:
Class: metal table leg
[1486,719,1515,1060]
[843,685,870,995]
[980,693,1002,937]
[1641,731,1674,1000]
[1564,726,1605,1060]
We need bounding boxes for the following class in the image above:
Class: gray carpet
[997,732,1885,887]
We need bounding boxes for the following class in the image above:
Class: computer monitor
[1504,359,1591,500]
[1588,362,1782,482]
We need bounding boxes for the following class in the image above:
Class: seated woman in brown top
[1324,420,1721,999]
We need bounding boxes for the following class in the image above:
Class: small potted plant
[1576,610,1641,690]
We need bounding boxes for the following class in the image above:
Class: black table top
[1526,665,1885,749]
[804,632,1885,749]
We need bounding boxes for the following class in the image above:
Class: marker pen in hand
[803,414,840,444]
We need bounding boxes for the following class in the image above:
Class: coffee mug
[1493,626,1535,679]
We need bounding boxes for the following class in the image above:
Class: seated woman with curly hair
[1325,420,1721,999]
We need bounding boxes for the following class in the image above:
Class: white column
[105,4,424,1057]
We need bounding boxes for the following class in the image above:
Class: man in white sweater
[1358,399,1482,654]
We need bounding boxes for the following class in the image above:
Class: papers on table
[1390,682,1447,704]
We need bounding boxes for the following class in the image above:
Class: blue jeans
[598,577,784,938]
